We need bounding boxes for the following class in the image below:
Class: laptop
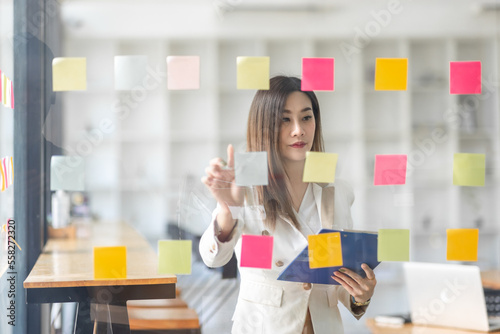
[403,262,500,332]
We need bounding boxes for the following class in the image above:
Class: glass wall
[3,1,500,333]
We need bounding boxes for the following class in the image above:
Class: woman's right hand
[201,144,244,214]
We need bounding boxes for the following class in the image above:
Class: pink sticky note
[450,61,481,95]
[167,56,200,90]
[301,58,334,91]
[240,235,273,269]
[374,155,407,185]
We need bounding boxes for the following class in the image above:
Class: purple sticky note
[450,61,481,95]
[374,155,407,185]
[167,56,200,90]
[301,58,334,91]
[240,235,273,269]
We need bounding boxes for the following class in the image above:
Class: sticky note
[167,56,200,90]
[374,155,407,185]
[94,246,127,279]
[158,240,192,275]
[50,156,85,191]
[303,152,338,183]
[301,58,334,91]
[114,55,148,90]
[377,229,410,261]
[235,152,268,186]
[237,57,270,90]
[308,232,343,269]
[447,229,479,262]
[450,61,482,95]
[240,235,273,269]
[52,57,87,91]
[374,58,408,91]
[453,153,485,186]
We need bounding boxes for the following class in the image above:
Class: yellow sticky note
[158,240,192,275]
[446,229,478,262]
[453,153,485,186]
[94,246,127,279]
[303,152,338,183]
[308,232,343,269]
[52,57,87,91]
[374,58,408,91]
[237,57,270,90]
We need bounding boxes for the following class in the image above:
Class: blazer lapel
[313,183,335,229]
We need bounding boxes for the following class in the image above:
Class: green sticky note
[303,152,338,183]
[377,229,410,262]
[158,240,192,275]
[237,57,270,90]
[447,229,479,262]
[52,57,87,91]
[94,246,127,279]
[453,153,486,186]
[374,58,408,91]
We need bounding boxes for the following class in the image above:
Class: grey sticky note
[50,156,85,191]
[235,152,268,186]
[114,55,148,90]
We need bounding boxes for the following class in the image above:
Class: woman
[199,76,376,334]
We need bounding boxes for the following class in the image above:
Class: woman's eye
[303,115,312,121]
[282,117,290,122]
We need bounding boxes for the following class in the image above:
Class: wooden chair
[128,307,201,334]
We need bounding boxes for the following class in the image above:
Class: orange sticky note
[446,229,478,262]
[94,246,127,279]
[374,58,408,91]
[308,232,343,269]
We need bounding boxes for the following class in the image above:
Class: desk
[366,318,492,333]
[367,270,500,334]
[24,222,176,334]
[481,270,500,290]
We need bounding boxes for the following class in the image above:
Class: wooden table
[481,270,500,290]
[23,222,177,334]
[366,318,494,333]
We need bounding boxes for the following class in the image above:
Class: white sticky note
[50,156,85,191]
[235,152,268,186]
[114,55,149,90]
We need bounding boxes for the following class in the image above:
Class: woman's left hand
[331,263,376,304]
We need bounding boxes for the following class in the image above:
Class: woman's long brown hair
[246,76,324,230]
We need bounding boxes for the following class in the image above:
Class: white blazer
[199,179,367,334]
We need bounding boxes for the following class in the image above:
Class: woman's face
[279,91,316,165]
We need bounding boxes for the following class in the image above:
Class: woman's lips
[290,142,306,148]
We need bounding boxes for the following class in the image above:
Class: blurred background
[1,0,500,333]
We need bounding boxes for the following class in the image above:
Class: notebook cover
[277,229,380,285]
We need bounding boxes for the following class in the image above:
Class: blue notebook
[277,229,380,285]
